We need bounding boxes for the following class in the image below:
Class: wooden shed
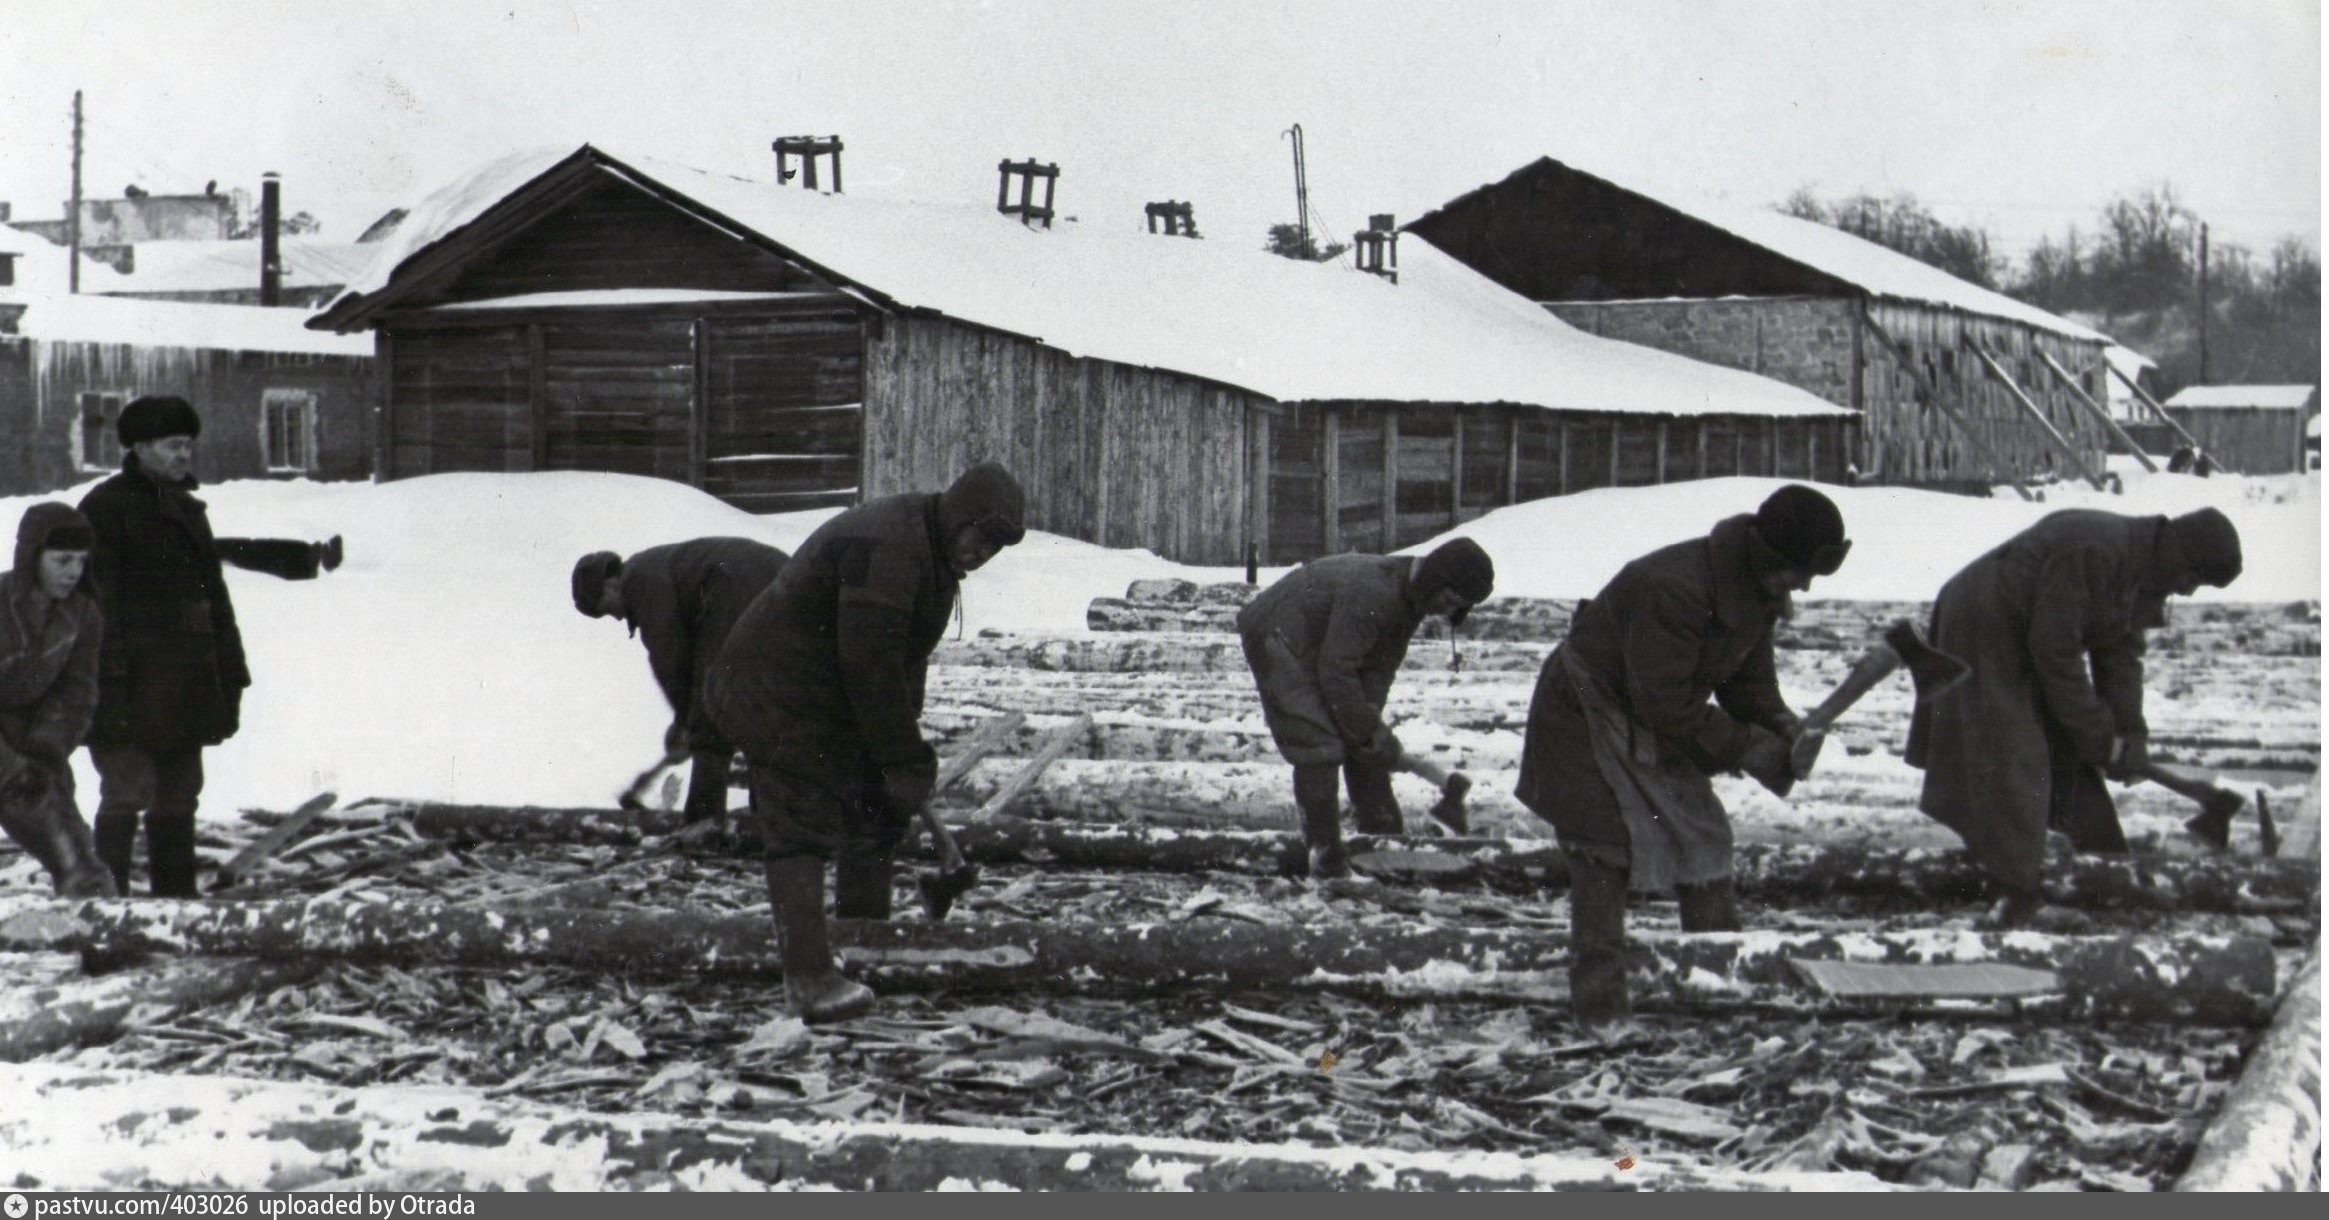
[2157,385,2319,475]
[312,146,1851,564]
[1408,158,2120,493]
[0,292,375,497]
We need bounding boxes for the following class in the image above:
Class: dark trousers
[684,750,735,825]
[1291,758,1402,839]
[749,760,908,920]
[91,745,205,897]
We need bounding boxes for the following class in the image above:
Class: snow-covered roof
[1426,158,2109,345]
[2164,384,2319,411]
[14,293,374,356]
[324,146,1850,420]
[2104,345,2156,377]
[0,235,134,298]
[91,239,378,296]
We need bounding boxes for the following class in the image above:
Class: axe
[2133,761,2248,852]
[1789,620,1970,781]
[1398,754,1474,836]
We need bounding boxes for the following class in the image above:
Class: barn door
[699,311,864,513]
[540,319,695,481]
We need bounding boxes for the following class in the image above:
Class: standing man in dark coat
[1237,538,1495,878]
[0,503,116,897]
[706,462,1027,1022]
[572,537,789,828]
[1906,507,2242,926]
[1515,485,1849,1031]
[76,395,251,898]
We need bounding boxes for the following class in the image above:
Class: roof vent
[997,159,1059,229]
[1354,213,1398,283]
[774,136,843,193]
[1144,200,1198,238]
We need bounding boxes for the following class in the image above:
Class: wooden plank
[1448,411,1465,529]
[1505,410,1521,504]
[1380,408,1398,551]
[209,793,340,894]
[1697,418,1709,478]
[968,712,1092,820]
[1556,420,1570,495]
[2039,350,2157,473]
[1860,311,2035,501]
[1791,959,2059,1000]
[2105,360,2215,462]
[377,330,397,479]
[1656,419,1670,483]
[1251,409,1273,565]
[1607,418,1621,487]
[1970,338,2105,489]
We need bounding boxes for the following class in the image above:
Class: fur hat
[2167,507,2243,588]
[571,551,623,617]
[941,461,1028,547]
[1752,485,1851,576]
[13,502,93,585]
[1414,537,1495,626]
[116,395,202,446]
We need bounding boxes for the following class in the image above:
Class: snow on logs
[0,895,2279,1024]
[2174,943,2323,1191]
[0,956,319,1062]
[0,1062,1903,1191]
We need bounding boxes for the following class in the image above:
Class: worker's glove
[1349,726,1403,769]
[2105,731,2150,783]
[1737,727,1795,798]
[879,762,936,822]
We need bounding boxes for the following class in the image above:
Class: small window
[77,391,125,472]
[262,388,318,473]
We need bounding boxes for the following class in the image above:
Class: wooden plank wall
[2165,407,2312,475]
[390,326,535,475]
[861,315,1264,565]
[1265,403,1854,559]
[540,319,694,482]
[700,310,864,512]
[1858,301,2109,485]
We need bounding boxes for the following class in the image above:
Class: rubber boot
[147,812,199,898]
[1984,885,2045,930]
[764,855,873,1023]
[93,809,137,897]
[35,794,118,899]
[1343,758,1404,836]
[1293,764,1348,879]
[683,751,731,827]
[1676,879,1742,932]
[1567,855,1633,1029]
[832,850,896,921]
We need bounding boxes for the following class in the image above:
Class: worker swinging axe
[1786,619,1970,791]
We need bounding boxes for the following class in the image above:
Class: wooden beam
[1556,420,1570,495]
[2174,944,2322,1191]
[1320,410,1341,555]
[1858,311,2035,501]
[525,322,548,472]
[1765,418,1779,476]
[1656,419,1670,484]
[0,1062,1904,1192]
[1606,419,1621,487]
[2039,350,2157,473]
[688,317,709,487]
[1697,419,1710,478]
[1504,410,1521,505]
[1250,408,1273,566]
[1969,339,2105,489]
[1448,410,1465,529]
[376,330,397,480]
[2106,360,2223,468]
[1380,409,1398,551]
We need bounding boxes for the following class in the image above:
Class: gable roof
[316,145,1848,421]
[1412,157,2108,345]
[91,239,378,296]
[2164,384,2319,411]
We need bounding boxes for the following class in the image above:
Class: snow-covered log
[405,801,687,844]
[0,956,317,1062]
[0,895,2277,1023]
[0,1062,1902,1191]
[934,631,1550,674]
[2174,944,2323,1191]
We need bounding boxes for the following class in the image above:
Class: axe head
[1882,620,1969,704]
[916,862,981,922]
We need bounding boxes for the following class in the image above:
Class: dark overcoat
[1235,554,1423,766]
[77,457,249,750]
[704,493,958,784]
[618,537,788,753]
[1906,510,2162,893]
[0,504,105,783]
[1515,515,1798,861]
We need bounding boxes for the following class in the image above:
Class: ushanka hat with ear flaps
[1415,537,1495,627]
[571,551,623,617]
[941,461,1028,547]
[14,502,94,580]
[115,395,202,446]
[1752,484,1851,576]
[2168,507,2243,588]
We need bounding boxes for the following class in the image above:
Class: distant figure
[1907,508,2243,927]
[2166,446,2216,477]
[573,538,789,828]
[1235,538,1495,878]
[0,503,116,897]
[76,396,251,897]
[706,462,1028,1022]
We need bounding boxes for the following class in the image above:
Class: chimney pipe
[260,172,282,306]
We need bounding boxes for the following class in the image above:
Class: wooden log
[0,956,319,1062]
[0,895,2278,1023]
[211,791,339,893]
[2174,943,2322,1190]
[2106,359,2215,465]
[935,631,1552,674]
[2039,350,2157,473]
[968,712,1091,818]
[0,1062,1902,1191]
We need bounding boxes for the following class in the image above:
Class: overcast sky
[2,0,2317,267]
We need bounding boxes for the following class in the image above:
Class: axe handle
[1397,754,1457,791]
[2135,761,2237,809]
[1799,645,1904,734]
[916,801,967,872]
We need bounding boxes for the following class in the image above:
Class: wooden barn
[1407,158,2120,493]
[311,145,1850,564]
[0,291,376,497]
[2154,385,2319,474]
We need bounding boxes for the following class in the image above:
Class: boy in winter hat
[0,503,117,897]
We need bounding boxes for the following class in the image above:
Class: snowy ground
[0,467,2314,819]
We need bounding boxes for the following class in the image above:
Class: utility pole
[2196,222,2210,384]
[69,90,83,294]
[1284,124,1311,259]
